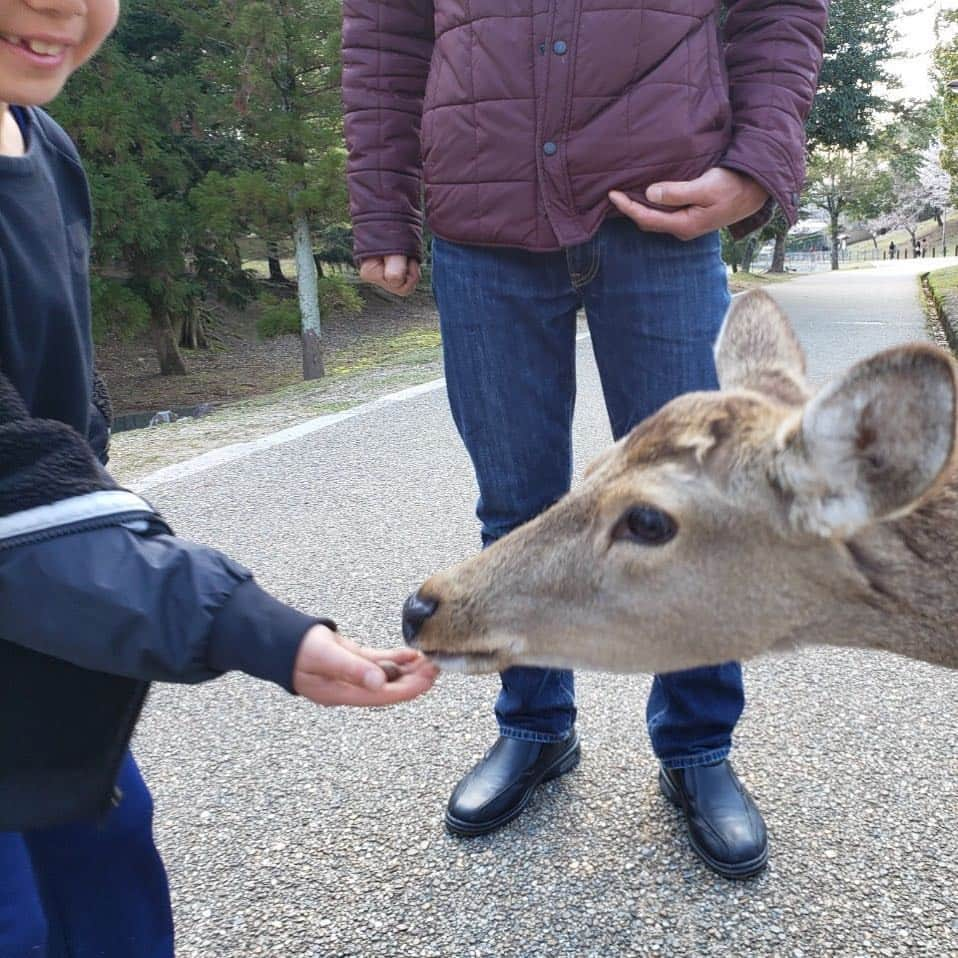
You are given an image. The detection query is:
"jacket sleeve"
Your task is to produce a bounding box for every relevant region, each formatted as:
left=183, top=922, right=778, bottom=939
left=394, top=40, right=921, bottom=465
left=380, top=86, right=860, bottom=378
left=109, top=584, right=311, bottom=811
left=720, top=0, right=828, bottom=238
left=0, top=526, right=321, bottom=691
left=0, top=373, right=322, bottom=692
left=342, top=0, right=435, bottom=263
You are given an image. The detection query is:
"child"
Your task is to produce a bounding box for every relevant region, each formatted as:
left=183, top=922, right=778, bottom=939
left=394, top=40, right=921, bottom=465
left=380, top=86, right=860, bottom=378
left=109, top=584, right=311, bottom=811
left=0, top=3, right=437, bottom=955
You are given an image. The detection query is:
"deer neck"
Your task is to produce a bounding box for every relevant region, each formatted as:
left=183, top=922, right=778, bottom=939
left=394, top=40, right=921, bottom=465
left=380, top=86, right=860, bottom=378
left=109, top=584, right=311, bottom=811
left=791, top=483, right=958, bottom=670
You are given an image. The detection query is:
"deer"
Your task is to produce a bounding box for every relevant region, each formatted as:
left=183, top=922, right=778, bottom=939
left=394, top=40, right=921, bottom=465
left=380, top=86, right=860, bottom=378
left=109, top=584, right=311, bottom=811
left=401, top=290, right=958, bottom=676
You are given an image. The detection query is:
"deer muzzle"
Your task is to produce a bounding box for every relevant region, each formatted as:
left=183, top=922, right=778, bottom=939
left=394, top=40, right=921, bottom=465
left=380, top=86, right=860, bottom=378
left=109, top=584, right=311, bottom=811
left=401, top=591, right=438, bottom=643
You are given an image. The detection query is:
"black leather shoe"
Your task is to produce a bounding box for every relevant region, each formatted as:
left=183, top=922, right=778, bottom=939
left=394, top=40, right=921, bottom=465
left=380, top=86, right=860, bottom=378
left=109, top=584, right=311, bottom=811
left=445, top=733, right=580, bottom=837
left=659, top=760, right=768, bottom=879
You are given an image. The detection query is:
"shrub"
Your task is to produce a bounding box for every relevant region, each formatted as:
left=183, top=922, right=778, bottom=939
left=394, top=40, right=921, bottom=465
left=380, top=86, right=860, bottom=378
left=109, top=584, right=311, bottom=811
left=256, top=298, right=301, bottom=338
left=318, top=274, right=363, bottom=315
left=256, top=277, right=363, bottom=339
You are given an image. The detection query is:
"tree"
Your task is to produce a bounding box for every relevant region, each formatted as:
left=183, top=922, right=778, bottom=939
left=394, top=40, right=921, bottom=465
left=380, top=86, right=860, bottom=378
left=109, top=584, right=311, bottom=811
left=762, top=0, right=898, bottom=269
left=860, top=141, right=952, bottom=256
left=919, top=141, right=953, bottom=226
left=934, top=9, right=958, bottom=204
left=51, top=2, right=251, bottom=374
left=759, top=208, right=790, bottom=274
left=720, top=229, right=748, bottom=273
left=849, top=100, right=945, bottom=257
left=805, top=150, right=893, bottom=270
left=805, top=0, right=898, bottom=153
left=176, top=0, right=348, bottom=380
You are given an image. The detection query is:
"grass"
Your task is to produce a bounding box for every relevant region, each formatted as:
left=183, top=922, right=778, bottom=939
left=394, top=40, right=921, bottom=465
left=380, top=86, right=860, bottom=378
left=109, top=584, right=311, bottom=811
left=846, top=216, right=958, bottom=256
left=727, top=270, right=798, bottom=294
left=925, top=265, right=958, bottom=299
left=922, top=266, right=958, bottom=358
left=327, top=326, right=441, bottom=375
left=107, top=327, right=444, bottom=486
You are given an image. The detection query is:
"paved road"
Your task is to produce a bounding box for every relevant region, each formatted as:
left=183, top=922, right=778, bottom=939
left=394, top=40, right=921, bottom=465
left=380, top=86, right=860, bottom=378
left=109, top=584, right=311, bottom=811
left=134, top=260, right=958, bottom=958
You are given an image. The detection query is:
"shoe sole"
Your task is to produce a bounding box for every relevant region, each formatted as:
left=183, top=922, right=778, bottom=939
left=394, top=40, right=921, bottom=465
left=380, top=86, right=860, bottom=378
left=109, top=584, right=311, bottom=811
left=444, top=738, right=581, bottom=838
left=658, top=770, right=769, bottom=880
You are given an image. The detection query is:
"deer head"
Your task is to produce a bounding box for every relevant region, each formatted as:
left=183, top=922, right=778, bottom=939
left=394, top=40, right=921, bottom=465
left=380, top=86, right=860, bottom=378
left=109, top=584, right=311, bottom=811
left=403, top=291, right=958, bottom=674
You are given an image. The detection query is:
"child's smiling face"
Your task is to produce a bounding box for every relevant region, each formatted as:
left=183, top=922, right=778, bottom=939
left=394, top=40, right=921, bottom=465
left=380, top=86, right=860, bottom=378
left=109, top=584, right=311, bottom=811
left=0, top=1, right=118, bottom=107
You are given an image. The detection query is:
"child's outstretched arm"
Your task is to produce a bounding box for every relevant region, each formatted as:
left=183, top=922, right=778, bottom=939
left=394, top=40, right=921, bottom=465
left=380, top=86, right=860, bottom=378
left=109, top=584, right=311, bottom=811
left=0, top=369, right=436, bottom=705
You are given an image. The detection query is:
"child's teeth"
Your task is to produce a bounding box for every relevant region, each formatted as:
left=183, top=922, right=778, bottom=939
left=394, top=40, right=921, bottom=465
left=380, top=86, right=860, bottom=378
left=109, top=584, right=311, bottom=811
left=27, top=39, right=64, bottom=56
left=3, top=35, right=22, bottom=46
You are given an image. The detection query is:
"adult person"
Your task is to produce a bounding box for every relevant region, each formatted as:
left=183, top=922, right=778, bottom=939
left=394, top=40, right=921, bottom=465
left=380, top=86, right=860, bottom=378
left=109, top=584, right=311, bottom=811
left=343, top=0, right=827, bottom=878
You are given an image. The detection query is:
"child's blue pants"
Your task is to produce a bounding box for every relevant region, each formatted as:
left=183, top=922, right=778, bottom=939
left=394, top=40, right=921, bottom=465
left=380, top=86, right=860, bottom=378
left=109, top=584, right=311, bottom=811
left=0, top=752, right=174, bottom=958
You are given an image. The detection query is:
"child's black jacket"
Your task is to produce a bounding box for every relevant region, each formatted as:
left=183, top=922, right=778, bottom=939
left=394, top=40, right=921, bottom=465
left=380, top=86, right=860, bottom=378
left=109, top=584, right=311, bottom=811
left=0, top=109, right=321, bottom=830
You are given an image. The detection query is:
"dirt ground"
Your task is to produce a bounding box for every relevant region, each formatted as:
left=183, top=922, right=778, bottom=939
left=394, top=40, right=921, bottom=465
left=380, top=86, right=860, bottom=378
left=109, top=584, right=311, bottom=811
left=96, top=284, right=440, bottom=417
left=97, top=270, right=790, bottom=420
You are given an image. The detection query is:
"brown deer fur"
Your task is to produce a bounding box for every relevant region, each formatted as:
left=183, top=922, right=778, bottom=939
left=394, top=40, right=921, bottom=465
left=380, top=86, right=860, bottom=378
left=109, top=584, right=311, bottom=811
left=409, top=291, right=958, bottom=675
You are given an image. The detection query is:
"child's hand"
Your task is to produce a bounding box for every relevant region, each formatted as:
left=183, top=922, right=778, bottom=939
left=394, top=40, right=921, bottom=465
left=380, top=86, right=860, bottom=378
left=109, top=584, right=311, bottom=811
left=292, top=624, right=439, bottom=706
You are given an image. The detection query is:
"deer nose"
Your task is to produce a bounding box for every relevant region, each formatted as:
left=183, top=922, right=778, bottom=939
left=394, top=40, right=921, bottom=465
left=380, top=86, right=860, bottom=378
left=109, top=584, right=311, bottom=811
left=402, top=592, right=438, bottom=643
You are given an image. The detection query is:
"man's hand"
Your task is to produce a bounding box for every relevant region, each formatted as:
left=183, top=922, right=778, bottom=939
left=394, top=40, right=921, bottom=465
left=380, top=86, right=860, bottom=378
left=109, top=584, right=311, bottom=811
left=359, top=255, right=421, bottom=297
left=292, top=624, right=439, bottom=706
left=609, top=168, right=769, bottom=242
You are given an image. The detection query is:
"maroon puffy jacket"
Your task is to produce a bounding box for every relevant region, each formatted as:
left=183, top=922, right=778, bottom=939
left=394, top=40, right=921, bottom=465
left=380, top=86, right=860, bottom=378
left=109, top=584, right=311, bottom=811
left=343, top=0, right=827, bottom=261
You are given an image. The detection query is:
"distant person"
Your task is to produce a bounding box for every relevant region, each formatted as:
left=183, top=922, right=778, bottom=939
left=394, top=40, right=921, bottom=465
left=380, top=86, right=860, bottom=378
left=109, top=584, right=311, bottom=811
left=888, top=240, right=896, bottom=260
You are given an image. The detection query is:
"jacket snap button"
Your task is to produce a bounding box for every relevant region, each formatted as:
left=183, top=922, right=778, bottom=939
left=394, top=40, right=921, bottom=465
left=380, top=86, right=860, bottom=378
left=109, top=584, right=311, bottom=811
left=553, top=40, right=568, bottom=55
left=543, top=141, right=558, bottom=156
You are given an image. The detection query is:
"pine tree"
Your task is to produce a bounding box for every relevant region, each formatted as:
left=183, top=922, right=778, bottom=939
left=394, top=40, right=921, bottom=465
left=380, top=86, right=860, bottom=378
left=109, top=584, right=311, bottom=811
left=177, top=0, right=348, bottom=380
left=51, top=1, right=247, bottom=374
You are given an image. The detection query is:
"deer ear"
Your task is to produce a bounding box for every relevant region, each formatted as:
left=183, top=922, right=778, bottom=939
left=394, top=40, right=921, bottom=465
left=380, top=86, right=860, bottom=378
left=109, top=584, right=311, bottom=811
left=780, top=345, right=958, bottom=538
left=714, top=290, right=808, bottom=405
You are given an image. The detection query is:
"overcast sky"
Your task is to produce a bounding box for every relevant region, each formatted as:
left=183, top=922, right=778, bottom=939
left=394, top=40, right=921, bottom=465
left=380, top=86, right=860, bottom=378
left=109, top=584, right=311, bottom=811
left=886, top=0, right=954, bottom=100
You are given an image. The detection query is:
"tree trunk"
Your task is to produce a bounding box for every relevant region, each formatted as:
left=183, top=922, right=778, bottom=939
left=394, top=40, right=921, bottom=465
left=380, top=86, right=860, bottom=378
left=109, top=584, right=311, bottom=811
left=176, top=305, right=209, bottom=351
left=769, top=229, right=788, bottom=273
left=741, top=237, right=757, bottom=273
left=294, top=213, right=324, bottom=379
left=830, top=213, right=841, bottom=271
left=151, top=303, right=187, bottom=375
left=313, top=252, right=326, bottom=278
left=267, top=241, right=287, bottom=283
left=227, top=240, right=244, bottom=274
left=268, top=256, right=286, bottom=282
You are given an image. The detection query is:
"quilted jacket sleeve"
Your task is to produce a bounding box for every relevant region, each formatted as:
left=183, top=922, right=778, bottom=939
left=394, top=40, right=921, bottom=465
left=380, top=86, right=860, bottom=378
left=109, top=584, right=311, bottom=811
left=720, top=0, right=828, bottom=238
left=342, top=0, right=435, bottom=263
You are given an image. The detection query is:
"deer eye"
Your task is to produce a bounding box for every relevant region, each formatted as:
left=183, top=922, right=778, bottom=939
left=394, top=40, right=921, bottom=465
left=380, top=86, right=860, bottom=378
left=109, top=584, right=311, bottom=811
left=613, top=506, right=677, bottom=546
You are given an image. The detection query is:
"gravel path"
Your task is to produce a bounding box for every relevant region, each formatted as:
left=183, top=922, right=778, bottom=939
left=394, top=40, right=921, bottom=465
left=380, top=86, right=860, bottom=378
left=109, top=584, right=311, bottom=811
left=130, top=260, right=958, bottom=958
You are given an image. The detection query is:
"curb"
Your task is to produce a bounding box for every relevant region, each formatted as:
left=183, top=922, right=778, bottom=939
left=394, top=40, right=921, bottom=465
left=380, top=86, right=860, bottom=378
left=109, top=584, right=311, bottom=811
left=920, top=270, right=958, bottom=356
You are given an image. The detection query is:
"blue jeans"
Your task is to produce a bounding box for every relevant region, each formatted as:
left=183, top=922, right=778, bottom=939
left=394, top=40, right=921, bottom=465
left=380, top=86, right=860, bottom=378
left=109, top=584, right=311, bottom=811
left=0, top=752, right=174, bottom=958
left=432, top=219, right=744, bottom=769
